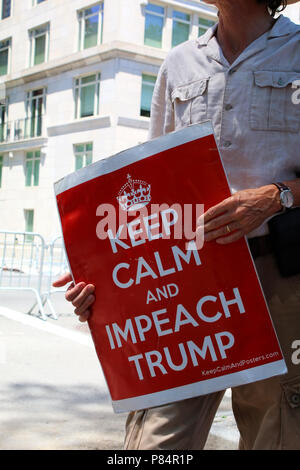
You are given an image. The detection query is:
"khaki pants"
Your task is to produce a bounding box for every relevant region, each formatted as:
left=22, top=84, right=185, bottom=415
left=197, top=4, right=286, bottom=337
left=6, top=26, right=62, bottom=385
left=124, top=254, right=300, bottom=450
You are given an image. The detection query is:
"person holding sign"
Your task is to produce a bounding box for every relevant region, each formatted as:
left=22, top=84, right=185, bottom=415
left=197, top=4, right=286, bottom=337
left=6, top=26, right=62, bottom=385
left=53, top=0, right=300, bottom=450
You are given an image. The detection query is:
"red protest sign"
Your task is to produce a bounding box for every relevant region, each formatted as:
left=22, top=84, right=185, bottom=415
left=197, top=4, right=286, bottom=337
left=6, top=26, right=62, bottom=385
left=55, top=122, right=286, bottom=413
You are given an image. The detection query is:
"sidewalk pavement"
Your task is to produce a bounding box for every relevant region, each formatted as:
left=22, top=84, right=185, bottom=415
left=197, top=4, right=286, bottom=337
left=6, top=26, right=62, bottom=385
left=0, top=301, right=239, bottom=450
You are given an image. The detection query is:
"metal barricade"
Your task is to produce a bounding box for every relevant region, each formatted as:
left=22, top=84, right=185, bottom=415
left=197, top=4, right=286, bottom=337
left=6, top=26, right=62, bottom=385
left=41, top=236, right=70, bottom=320
left=0, top=231, right=47, bottom=320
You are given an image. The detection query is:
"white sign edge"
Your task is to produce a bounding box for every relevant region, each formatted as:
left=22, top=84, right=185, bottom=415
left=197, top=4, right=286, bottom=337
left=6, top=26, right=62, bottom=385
left=111, top=359, right=287, bottom=413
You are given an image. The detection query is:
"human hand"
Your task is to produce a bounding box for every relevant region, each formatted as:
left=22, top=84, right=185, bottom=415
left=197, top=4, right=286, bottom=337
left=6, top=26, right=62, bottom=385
left=52, top=272, right=95, bottom=322
left=197, top=184, right=281, bottom=245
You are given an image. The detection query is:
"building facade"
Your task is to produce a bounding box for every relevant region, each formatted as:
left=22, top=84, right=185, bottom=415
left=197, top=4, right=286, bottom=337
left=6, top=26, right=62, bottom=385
left=0, top=0, right=299, bottom=241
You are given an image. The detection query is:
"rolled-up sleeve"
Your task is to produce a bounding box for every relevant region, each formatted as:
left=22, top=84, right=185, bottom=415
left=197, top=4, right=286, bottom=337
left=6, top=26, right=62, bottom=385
left=148, top=62, right=175, bottom=140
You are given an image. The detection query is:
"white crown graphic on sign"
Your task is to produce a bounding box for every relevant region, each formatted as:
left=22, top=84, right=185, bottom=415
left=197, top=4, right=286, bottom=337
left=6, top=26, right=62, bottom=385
left=117, top=174, right=151, bottom=211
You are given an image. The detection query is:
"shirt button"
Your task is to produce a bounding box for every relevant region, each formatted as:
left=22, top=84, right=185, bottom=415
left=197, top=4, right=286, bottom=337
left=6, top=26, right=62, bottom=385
left=224, top=140, right=232, bottom=148
left=225, top=104, right=233, bottom=111
left=229, top=68, right=237, bottom=74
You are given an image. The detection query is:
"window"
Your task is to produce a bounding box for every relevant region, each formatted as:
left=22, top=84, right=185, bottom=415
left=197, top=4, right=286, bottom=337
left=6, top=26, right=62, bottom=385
left=0, top=99, right=8, bottom=142
left=24, top=209, right=34, bottom=241
left=1, top=0, right=11, bottom=19
left=19, top=88, right=45, bottom=139
left=172, top=10, right=190, bottom=48
left=0, top=38, right=11, bottom=76
left=25, top=150, right=40, bottom=187
left=78, top=3, right=104, bottom=50
left=140, top=74, right=156, bottom=117
left=29, top=23, right=49, bottom=66
left=144, top=3, right=165, bottom=48
left=74, top=73, right=100, bottom=119
left=74, top=143, right=93, bottom=170
left=0, top=156, right=3, bottom=187
left=198, top=17, right=215, bottom=37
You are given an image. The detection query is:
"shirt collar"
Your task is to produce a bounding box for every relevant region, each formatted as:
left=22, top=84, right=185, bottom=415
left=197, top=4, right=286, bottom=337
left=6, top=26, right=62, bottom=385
left=268, top=14, right=300, bottom=38
left=196, top=14, right=299, bottom=47
left=196, top=23, right=218, bottom=46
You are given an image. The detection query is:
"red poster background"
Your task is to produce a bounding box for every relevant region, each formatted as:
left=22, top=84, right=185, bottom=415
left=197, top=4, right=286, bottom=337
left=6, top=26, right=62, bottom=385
left=56, top=131, right=286, bottom=411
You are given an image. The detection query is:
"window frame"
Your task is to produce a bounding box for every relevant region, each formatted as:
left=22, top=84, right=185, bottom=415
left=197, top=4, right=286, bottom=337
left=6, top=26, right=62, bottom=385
left=0, top=0, right=12, bottom=20
left=23, top=87, right=46, bottom=139
left=25, top=150, right=41, bottom=187
left=24, top=208, right=34, bottom=241
left=198, top=15, right=216, bottom=37
left=78, top=2, right=104, bottom=51
left=140, top=73, right=157, bottom=118
left=29, top=22, right=50, bottom=67
left=74, top=72, right=101, bottom=120
left=171, top=9, right=191, bottom=48
left=74, top=142, right=93, bottom=170
left=0, top=37, right=11, bottom=76
left=26, top=87, right=46, bottom=116
left=0, top=98, right=8, bottom=142
left=144, top=2, right=165, bottom=49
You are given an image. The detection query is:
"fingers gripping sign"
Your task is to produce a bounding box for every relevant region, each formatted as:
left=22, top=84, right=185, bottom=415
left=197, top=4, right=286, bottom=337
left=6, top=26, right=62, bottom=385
left=52, top=272, right=96, bottom=322
left=197, top=185, right=281, bottom=245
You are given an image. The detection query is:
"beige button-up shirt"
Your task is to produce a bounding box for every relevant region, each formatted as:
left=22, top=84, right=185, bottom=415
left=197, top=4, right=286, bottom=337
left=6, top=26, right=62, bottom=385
left=149, top=15, right=300, bottom=237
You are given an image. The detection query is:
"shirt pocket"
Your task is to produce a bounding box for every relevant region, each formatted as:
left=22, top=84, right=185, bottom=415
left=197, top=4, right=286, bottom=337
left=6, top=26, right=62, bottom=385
left=171, top=78, right=209, bottom=130
left=250, top=71, right=300, bottom=132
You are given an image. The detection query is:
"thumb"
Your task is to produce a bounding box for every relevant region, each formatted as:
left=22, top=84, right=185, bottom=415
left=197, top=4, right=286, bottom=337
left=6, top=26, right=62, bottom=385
left=52, top=272, right=73, bottom=288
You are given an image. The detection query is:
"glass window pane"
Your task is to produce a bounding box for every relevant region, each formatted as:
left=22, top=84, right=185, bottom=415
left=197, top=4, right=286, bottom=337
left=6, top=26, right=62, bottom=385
left=0, top=39, right=10, bottom=49
left=80, top=84, right=95, bottom=117
left=141, top=75, right=156, bottom=117
left=25, top=160, right=33, bottom=186
left=33, top=155, right=40, bottom=186
left=85, top=5, right=100, bottom=16
left=85, top=152, right=93, bottom=166
left=84, top=16, right=99, bottom=49
left=172, top=21, right=190, bottom=47
left=199, top=17, right=215, bottom=28
left=75, top=144, right=84, bottom=153
left=0, top=49, right=8, bottom=76
left=75, top=155, right=84, bottom=170
left=141, top=84, right=154, bottom=114
left=34, top=35, right=46, bottom=65
left=173, top=10, right=190, bottom=22
left=198, top=17, right=215, bottom=37
left=33, top=89, right=44, bottom=97
left=81, top=74, right=96, bottom=84
left=86, top=143, right=93, bottom=151
left=143, top=74, right=156, bottom=84
left=146, top=4, right=164, bottom=15
left=144, top=14, right=164, bottom=48
left=25, top=210, right=34, bottom=235
left=34, top=25, right=48, bottom=35
left=2, top=0, right=11, bottom=19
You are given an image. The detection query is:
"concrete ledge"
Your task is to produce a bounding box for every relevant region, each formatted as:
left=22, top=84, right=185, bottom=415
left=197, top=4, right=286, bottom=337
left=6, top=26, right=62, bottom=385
left=0, top=137, right=48, bottom=152
left=117, top=116, right=150, bottom=130
left=2, top=41, right=167, bottom=88
left=47, top=116, right=111, bottom=136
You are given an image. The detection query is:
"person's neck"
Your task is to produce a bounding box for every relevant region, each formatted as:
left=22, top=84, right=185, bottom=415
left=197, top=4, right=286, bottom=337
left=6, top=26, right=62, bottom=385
left=216, top=3, right=276, bottom=64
